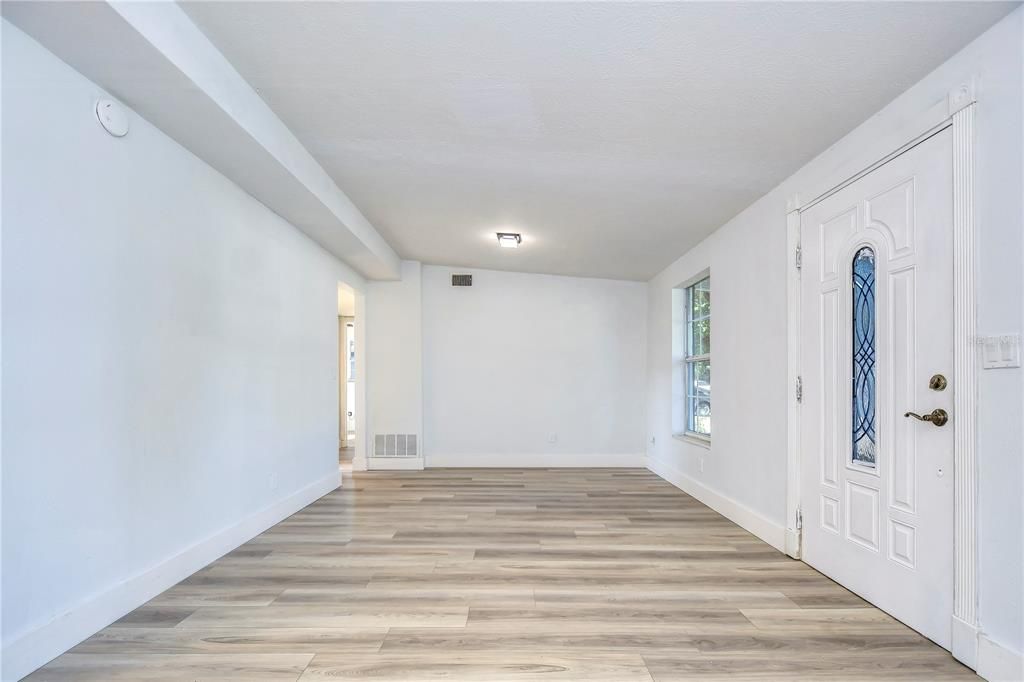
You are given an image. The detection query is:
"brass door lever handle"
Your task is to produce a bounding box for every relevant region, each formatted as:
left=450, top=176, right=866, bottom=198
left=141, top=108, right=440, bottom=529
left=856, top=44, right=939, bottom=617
left=904, top=409, right=948, bottom=427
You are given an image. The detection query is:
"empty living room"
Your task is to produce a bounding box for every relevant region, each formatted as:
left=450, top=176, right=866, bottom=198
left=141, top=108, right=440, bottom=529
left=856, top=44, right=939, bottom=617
left=2, top=1, right=1022, bottom=680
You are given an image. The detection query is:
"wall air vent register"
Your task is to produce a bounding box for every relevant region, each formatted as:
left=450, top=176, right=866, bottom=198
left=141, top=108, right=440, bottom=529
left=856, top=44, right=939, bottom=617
left=373, top=434, right=419, bottom=458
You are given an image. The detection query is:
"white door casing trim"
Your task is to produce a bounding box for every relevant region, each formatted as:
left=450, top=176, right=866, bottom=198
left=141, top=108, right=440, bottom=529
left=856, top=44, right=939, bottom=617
left=949, top=83, right=979, bottom=669
left=785, top=207, right=802, bottom=560
left=786, top=81, right=978, bottom=667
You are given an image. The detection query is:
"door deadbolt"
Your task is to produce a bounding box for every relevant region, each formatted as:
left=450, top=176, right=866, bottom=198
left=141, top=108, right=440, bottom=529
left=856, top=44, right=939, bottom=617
left=929, top=374, right=948, bottom=391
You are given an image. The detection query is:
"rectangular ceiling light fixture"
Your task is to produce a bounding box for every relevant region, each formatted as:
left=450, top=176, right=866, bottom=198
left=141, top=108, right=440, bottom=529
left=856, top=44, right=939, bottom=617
left=497, top=232, right=522, bottom=248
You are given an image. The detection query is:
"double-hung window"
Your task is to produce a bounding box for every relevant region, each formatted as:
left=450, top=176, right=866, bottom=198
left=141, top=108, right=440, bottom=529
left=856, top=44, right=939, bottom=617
left=683, top=277, right=711, bottom=439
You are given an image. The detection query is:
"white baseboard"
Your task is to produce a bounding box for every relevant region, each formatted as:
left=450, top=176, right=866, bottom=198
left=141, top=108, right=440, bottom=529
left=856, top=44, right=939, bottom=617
left=646, top=455, right=787, bottom=553
left=1, top=470, right=340, bottom=682
left=952, top=615, right=979, bottom=669
left=977, top=632, right=1024, bottom=681
left=950, top=614, right=1024, bottom=681
left=426, top=453, right=643, bottom=468
left=367, top=456, right=424, bottom=470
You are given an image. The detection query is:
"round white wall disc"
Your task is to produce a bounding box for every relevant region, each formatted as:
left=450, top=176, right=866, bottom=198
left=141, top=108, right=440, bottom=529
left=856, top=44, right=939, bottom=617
left=95, top=98, right=129, bottom=137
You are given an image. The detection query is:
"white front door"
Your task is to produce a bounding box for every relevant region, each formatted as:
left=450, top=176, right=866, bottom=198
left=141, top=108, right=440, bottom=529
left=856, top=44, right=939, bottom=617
left=800, top=129, right=955, bottom=648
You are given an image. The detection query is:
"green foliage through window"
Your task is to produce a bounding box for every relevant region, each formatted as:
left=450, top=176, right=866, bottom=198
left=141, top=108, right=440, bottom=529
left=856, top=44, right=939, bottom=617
left=685, top=278, right=711, bottom=437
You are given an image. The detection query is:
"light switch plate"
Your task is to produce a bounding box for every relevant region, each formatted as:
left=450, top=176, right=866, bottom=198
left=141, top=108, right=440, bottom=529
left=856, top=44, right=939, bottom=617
left=980, top=334, right=1021, bottom=369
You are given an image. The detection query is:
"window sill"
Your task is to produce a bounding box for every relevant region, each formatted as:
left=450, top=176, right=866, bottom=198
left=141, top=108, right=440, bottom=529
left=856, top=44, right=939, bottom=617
left=672, top=433, right=711, bottom=449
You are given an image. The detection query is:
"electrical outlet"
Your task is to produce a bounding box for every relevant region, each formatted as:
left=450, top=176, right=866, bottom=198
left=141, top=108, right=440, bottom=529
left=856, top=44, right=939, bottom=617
left=650, top=436, right=656, bottom=445
left=699, top=458, right=705, bottom=473
left=548, top=433, right=558, bottom=444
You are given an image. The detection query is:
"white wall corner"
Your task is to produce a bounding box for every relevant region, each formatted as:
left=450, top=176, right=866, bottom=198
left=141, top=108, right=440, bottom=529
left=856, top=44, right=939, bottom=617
left=977, top=632, right=1024, bottom=682
left=0, top=471, right=339, bottom=682
left=646, top=455, right=787, bottom=553
left=948, top=79, right=978, bottom=116
left=352, top=289, right=369, bottom=472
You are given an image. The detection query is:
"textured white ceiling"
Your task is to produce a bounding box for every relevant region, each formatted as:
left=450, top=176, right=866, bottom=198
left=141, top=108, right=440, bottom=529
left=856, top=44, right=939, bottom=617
left=183, top=1, right=1016, bottom=280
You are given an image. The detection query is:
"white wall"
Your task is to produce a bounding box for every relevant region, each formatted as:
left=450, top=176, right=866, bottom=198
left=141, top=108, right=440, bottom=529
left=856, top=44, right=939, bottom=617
left=646, top=212, right=789, bottom=524
left=423, top=265, right=647, bottom=467
left=1, top=23, right=362, bottom=680
left=645, top=7, right=1023, bottom=669
left=364, top=260, right=423, bottom=464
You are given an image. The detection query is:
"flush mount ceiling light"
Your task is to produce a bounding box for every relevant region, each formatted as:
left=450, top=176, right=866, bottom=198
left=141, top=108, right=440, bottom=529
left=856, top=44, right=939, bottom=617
left=496, top=232, right=522, bottom=249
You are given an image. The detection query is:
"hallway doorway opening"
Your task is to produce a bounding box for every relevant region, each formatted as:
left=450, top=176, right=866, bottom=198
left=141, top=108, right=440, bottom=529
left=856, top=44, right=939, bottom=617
left=338, top=283, right=358, bottom=473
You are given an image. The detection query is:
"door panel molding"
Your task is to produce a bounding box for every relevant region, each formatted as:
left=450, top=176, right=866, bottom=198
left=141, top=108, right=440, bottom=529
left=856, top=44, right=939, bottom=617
left=786, top=80, right=979, bottom=668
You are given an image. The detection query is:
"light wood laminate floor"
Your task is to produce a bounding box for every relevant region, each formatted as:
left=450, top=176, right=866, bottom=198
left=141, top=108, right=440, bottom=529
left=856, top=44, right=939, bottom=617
left=28, top=469, right=975, bottom=681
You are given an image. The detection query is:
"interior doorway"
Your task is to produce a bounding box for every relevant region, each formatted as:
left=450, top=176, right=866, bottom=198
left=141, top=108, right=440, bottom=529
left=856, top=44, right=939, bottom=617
left=338, top=284, right=357, bottom=472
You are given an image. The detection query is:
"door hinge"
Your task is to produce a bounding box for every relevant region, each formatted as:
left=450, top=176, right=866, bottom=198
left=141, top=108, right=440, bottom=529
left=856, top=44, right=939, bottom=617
left=795, top=507, right=803, bottom=530
left=794, top=244, right=802, bottom=272
left=795, top=375, right=803, bottom=403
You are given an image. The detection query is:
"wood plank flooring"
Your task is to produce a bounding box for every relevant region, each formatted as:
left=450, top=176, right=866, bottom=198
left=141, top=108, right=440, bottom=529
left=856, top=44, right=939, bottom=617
left=26, top=469, right=975, bottom=681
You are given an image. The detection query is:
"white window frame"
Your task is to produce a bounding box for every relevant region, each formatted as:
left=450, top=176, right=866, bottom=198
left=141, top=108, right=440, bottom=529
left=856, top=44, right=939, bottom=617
left=683, top=277, right=711, bottom=441
left=672, top=271, right=711, bottom=445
